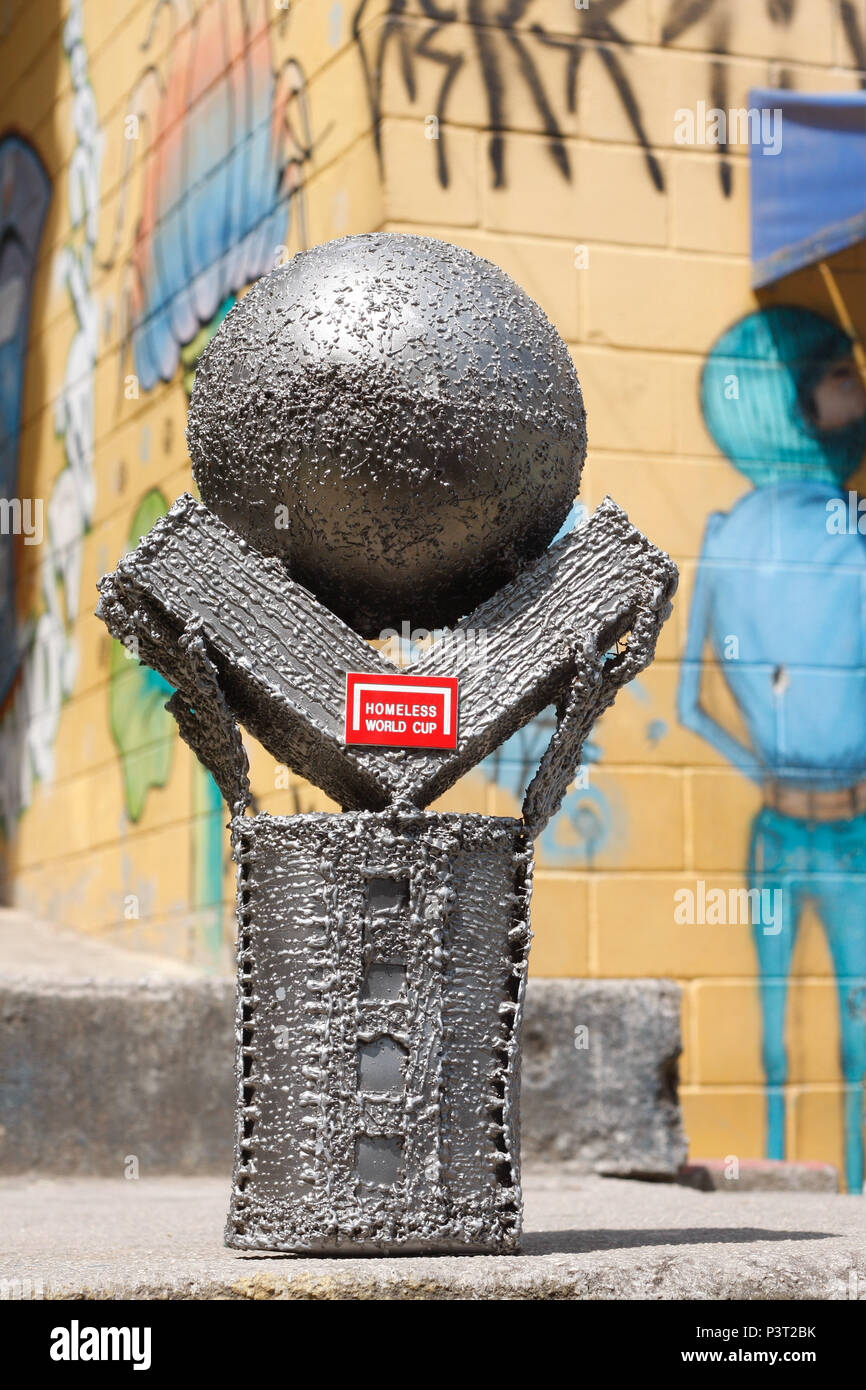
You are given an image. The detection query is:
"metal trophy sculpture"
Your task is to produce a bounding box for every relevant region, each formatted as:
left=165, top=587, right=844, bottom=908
left=96, top=234, right=676, bottom=1255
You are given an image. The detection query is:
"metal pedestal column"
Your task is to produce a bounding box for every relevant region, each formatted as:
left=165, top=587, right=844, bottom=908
left=226, top=807, right=533, bottom=1255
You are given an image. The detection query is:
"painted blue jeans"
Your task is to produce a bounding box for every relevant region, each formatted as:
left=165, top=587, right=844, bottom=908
left=749, top=806, right=866, bottom=1192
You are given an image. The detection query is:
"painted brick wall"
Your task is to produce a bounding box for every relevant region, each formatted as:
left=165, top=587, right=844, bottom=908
left=2, top=0, right=866, bottom=1186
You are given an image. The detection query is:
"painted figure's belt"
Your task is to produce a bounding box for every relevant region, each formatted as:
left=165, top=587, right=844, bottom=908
left=763, top=781, right=866, bottom=821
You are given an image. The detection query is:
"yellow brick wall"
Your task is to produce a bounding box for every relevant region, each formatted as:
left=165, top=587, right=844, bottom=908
left=2, top=0, right=866, bottom=1186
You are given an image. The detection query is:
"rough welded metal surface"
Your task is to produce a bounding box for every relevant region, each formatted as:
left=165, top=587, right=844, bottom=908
left=409, top=494, right=676, bottom=829
left=187, top=234, right=586, bottom=635
left=95, top=493, right=676, bottom=829
left=227, top=809, right=533, bottom=1254
left=96, top=493, right=396, bottom=814
left=93, top=232, right=680, bottom=1258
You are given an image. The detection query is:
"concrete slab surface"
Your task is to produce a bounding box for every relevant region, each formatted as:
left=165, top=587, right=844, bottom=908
left=0, top=909, right=205, bottom=982
left=2, top=1169, right=864, bottom=1300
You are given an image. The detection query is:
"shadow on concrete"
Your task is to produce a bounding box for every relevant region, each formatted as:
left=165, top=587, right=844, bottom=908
left=523, top=1227, right=835, bottom=1255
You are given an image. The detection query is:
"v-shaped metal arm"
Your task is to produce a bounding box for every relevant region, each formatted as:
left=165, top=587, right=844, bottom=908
left=96, top=492, right=676, bottom=837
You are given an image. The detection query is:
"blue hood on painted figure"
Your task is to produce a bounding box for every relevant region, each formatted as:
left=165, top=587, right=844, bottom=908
left=701, top=305, right=866, bottom=487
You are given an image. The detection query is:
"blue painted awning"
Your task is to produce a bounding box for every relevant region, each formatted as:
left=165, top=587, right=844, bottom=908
left=750, top=88, right=866, bottom=289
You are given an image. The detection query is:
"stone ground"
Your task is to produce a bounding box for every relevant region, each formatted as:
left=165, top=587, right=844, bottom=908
left=2, top=1169, right=864, bottom=1300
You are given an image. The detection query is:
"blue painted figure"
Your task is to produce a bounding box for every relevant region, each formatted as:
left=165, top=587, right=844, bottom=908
left=679, top=305, right=866, bottom=1191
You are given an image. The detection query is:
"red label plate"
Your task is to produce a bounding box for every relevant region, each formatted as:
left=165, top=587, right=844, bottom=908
left=344, top=672, right=458, bottom=749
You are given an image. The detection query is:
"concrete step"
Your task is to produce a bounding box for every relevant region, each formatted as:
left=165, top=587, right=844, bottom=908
left=679, top=1160, right=840, bottom=1193
left=1, top=1170, right=863, bottom=1301
left=0, top=910, right=686, bottom=1178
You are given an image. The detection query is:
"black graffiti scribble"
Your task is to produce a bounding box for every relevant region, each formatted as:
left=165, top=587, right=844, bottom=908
left=660, top=0, right=718, bottom=40
left=355, top=0, right=865, bottom=197
left=839, top=0, right=866, bottom=89
left=662, top=0, right=752, bottom=195
left=475, top=0, right=570, bottom=186
left=661, top=0, right=866, bottom=187
left=533, top=0, right=663, bottom=191
left=353, top=0, right=662, bottom=190
left=415, top=19, right=465, bottom=187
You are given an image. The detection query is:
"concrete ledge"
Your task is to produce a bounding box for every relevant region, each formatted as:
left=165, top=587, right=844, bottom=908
left=522, top=978, right=686, bottom=1175
left=679, top=1160, right=839, bottom=1193
left=0, top=912, right=686, bottom=1178
left=0, top=910, right=233, bottom=1176
left=0, top=976, right=235, bottom=1175
left=1, top=1172, right=863, bottom=1301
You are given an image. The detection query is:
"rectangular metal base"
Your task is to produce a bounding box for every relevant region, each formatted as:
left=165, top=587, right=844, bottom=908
left=225, top=808, right=533, bottom=1255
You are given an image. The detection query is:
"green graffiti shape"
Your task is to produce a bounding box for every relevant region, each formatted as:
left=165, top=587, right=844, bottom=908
left=109, top=488, right=175, bottom=821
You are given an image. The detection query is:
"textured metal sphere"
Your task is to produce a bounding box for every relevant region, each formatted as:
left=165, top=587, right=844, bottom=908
left=187, top=233, right=586, bottom=635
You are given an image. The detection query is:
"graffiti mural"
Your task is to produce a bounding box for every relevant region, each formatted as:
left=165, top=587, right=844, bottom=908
left=482, top=714, right=610, bottom=866
left=353, top=0, right=663, bottom=189
left=679, top=304, right=866, bottom=1191
left=0, top=0, right=102, bottom=834
left=0, top=135, right=50, bottom=705
left=109, top=0, right=313, bottom=393
left=355, top=0, right=866, bottom=197
left=98, top=0, right=316, bottom=961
